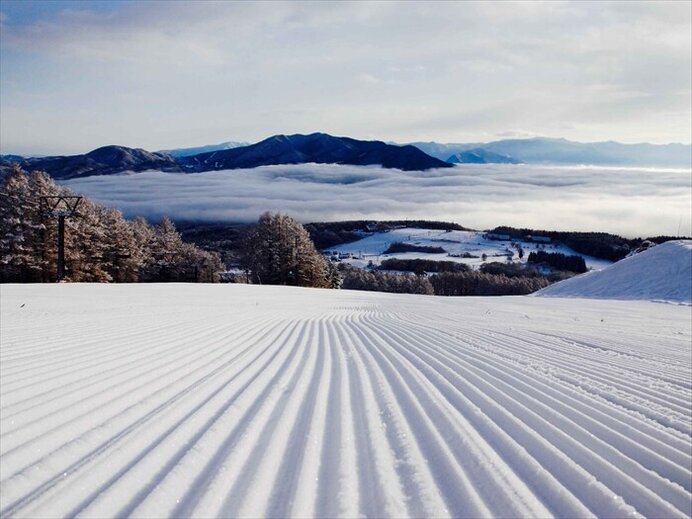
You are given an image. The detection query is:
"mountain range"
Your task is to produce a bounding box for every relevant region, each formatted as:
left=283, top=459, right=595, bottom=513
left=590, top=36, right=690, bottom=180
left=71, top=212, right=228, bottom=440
left=2, top=133, right=690, bottom=180
left=1, top=133, right=451, bottom=179
left=165, top=135, right=691, bottom=168
left=411, top=137, right=691, bottom=168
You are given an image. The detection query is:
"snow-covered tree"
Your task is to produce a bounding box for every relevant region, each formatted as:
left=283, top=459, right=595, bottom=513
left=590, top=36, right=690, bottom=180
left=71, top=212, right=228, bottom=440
left=242, top=212, right=336, bottom=288
left=0, top=166, right=50, bottom=281
left=0, top=167, right=222, bottom=283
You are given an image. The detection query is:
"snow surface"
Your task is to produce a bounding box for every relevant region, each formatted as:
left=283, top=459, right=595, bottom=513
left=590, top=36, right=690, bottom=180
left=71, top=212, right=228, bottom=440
left=537, top=240, right=692, bottom=304
left=329, top=227, right=612, bottom=271
left=1, top=283, right=690, bottom=518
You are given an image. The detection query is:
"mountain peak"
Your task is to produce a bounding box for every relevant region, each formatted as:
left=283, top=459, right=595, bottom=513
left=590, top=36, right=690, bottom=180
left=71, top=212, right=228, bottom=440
left=180, top=133, right=451, bottom=172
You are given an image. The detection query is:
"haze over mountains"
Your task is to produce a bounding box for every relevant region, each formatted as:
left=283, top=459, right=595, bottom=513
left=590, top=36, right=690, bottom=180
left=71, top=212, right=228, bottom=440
left=412, top=137, right=692, bottom=168
left=446, top=148, right=520, bottom=164
left=1, top=133, right=690, bottom=180
left=158, top=141, right=248, bottom=158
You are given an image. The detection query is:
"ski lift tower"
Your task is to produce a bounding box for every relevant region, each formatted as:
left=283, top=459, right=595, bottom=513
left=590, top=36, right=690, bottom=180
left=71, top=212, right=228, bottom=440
left=40, top=195, right=82, bottom=282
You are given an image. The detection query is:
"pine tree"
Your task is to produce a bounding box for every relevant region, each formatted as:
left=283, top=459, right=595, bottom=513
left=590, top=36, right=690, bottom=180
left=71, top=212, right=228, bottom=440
left=0, top=166, right=46, bottom=281
left=242, top=212, right=334, bottom=288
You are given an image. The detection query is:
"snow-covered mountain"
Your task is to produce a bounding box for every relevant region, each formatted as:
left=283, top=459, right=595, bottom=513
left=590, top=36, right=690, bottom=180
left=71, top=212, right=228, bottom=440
left=537, top=240, right=692, bottom=303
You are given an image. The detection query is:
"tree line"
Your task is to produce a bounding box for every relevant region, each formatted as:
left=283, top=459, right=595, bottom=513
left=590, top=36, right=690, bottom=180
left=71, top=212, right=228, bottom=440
left=379, top=258, right=469, bottom=274
left=383, top=242, right=447, bottom=254
left=527, top=250, right=587, bottom=273
left=339, top=263, right=552, bottom=296
left=0, top=166, right=222, bottom=283
left=489, top=226, right=635, bottom=261
left=305, top=220, right=469, bottom=249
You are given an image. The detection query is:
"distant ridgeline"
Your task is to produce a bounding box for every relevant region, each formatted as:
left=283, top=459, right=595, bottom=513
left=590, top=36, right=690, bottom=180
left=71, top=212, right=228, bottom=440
left=0, top=133, right=451, bottom=180
left=3, top=133, right=690, bottom=180
left=410, top=137, right=692, bottom=168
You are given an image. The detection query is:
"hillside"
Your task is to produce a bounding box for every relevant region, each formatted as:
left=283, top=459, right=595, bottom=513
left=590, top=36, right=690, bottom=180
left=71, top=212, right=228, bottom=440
left=1, top=146, right=180, bottom=180
left=537, top=240, right=692, bottom=303
left=1, top=284, right=690, bottom=518
left=328, top=227, right=613, bottom=271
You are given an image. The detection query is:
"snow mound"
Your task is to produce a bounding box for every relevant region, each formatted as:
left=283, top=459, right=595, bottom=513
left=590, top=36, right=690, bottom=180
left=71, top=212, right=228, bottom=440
left=537, top=240, right=692, bottom=303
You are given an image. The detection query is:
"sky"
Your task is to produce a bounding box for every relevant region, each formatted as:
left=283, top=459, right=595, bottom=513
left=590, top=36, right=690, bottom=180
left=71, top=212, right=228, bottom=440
left=1, top=0, right=691, bottom=156
left=63, top=163, right=692, bottom=238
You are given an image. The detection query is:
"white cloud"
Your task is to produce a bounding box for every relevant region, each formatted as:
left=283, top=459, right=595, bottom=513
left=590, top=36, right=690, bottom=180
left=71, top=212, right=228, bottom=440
left=62, top=163, right=692, bottom=238
left=1, top=1, right=690, bottom=155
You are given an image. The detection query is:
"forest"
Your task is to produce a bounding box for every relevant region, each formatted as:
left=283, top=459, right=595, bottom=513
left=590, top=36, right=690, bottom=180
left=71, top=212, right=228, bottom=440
left=0, top=166, right=222, bottom=283
left=527, top=250, right=588, bottom=273
left=339, top=263, right=552, bottom=296
left=489, top=226, right=637, bottom=261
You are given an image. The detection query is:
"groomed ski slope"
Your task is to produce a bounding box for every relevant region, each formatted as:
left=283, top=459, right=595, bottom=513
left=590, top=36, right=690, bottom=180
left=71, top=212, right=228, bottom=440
left=1, top=284, right=691, bottom=518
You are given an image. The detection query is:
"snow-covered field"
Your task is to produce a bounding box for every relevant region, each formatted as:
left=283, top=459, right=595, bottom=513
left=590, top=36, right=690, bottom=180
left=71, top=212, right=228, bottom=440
left=328, top=227, right=612, bottom=271
left=1, top=281, right=691, bottom=518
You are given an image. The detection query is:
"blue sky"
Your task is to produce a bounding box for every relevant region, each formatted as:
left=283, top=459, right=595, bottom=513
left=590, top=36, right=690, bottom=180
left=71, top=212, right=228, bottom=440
left=1, top=0, right=690, bottom=155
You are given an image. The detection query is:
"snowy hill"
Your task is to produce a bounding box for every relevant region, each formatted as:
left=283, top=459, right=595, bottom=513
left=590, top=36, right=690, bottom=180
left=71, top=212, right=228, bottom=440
left=1, top=284, right=690, bottom=518
left=537, top=240, right=692, bottom=303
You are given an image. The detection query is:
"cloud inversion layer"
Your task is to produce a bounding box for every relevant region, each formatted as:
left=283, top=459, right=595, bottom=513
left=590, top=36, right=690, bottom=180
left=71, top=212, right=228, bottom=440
left=62, top=163, right=692, bottom=238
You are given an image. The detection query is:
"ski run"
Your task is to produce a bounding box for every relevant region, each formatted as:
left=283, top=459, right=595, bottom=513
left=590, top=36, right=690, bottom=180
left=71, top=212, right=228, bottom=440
left=1, top=255, right=691, bottom=518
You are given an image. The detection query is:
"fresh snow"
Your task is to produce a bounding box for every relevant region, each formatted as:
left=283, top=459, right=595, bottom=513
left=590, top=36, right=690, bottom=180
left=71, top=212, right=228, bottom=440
left=329, top=227, right=612, bottom=270
left=537, top=240, right=692, bottom=303
left=1, top=283, right=690, bottom=518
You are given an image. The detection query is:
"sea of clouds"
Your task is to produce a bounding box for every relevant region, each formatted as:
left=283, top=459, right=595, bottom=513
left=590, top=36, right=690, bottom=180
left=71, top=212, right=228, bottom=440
left=62, top=163, right=692, bottom=238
